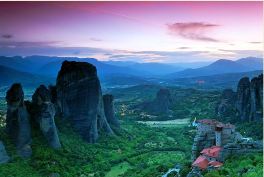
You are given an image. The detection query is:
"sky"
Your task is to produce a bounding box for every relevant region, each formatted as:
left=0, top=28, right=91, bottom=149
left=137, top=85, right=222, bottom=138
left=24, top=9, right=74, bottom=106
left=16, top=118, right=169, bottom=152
left=0, top=1, right=263, bottom=63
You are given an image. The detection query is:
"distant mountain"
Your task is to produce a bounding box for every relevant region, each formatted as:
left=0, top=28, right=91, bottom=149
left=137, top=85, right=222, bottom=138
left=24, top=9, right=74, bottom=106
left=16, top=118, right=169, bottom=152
left=171, top=70, right=263, bottom=89
left=1, top=56, right=262, bottom=80
left=104, top=60, right=138, bottom=67
left=0, top=65, right=54, bottom=87
left=168, top=61, right=213, bottom=69
left=38, top=58, right=146, bottom=78
left=101, top=74, right=155, bottom=89
left=128, top=63, right=183, bottom=75
left=0, top=55, right=71, bottom=74
left=168, top=57, right=263, bottom=78
left=104, top=61, right=183, bottom=75
left=235, top=57, right=263, bottom=70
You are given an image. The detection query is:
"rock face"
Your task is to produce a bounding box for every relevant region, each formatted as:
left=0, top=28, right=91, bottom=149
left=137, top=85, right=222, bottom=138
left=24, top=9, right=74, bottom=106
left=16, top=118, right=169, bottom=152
left=153, top=89, right=172, bottom=114
left=216, top=74, right=263, bottom=122
left=0, top=141, right=10, bottom=164
left=249, top=74, right=263, bottom=121
left=235, top=77, right=251, bottom=121
left=216, top=89, right=236, bottom=120
left=31, top=85, right=61, bottom=149
left=103, top=94, right=120, bottom=128
left=5, top=83, right=32, bottom=158
left=137, top=88, right=172, bottom=115
left=56, top=61, right=113, bottom=143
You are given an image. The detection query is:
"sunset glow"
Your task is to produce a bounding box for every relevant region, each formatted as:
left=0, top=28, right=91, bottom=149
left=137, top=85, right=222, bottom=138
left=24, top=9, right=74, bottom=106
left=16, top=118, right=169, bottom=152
left=0, top=1, right=263, bottom=62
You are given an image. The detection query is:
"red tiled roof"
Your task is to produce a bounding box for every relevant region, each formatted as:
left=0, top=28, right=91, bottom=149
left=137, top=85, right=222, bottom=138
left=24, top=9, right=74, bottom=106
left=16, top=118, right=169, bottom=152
left=197, top=119, right=220, bottom=125
left=192, top=156, right=209, bottom=170
left=201, top=146, right=222, bottom=158
left=197, top=119, right=235, bottom=129
left=208, top=161, right=223, bottom=168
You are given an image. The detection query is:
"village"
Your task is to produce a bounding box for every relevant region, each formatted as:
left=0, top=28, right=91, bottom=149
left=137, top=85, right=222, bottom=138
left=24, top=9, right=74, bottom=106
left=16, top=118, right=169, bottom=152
left=186, top=119, right=262, bottom=177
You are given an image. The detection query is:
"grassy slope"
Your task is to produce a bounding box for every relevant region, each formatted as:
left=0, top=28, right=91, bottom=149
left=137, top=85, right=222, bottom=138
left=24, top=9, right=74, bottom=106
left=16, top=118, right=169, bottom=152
left=0, top=119, right=194, bottom=177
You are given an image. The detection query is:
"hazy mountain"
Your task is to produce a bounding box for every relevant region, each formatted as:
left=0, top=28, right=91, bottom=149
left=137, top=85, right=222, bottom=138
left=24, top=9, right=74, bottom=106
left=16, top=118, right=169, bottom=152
left=38, top=58, right=147, bottom=78
left=1, top=56, right=262, bottom=79
left=105, top=61, right=183, bottom=75
left=0, top=65, right=54, bottom=87
left=168, top=61, right=213, bottom=69
left=168, top=57, right=263, bottom=78
left=104, top=60, right=138, bottom=67
left=171, top=70, right=263, bottom=89
left=128, top=63, right=183, bottom=75
left=235, top=57, right=263, bottom=70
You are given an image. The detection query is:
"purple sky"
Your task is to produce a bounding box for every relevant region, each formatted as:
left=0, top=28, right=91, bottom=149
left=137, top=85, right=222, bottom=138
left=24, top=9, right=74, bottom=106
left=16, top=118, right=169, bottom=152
left=0, top=2, right=262, bottom=63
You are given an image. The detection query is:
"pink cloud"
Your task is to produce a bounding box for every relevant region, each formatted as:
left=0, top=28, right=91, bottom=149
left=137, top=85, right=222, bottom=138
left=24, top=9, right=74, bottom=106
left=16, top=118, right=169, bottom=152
left=167, top=22, right=220, bottom=42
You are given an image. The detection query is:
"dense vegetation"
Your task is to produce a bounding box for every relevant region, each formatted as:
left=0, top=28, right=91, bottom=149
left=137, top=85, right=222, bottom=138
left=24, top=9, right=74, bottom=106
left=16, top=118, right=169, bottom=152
left=0, top=85, right=262, bottom=177
left=0, top=118, right=194, bottom=177
left=111, top=85, right=219, bottom=121
left=204, top=153, right=263, bottom=177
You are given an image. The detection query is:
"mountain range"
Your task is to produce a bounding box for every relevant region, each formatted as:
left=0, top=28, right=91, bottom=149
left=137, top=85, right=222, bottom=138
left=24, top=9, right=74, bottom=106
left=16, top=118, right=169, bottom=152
left=168, top=57, right=263, bottom=78
left=0, top=55, right=262, bottom=88
left=0, top=65, right=54, bottom=87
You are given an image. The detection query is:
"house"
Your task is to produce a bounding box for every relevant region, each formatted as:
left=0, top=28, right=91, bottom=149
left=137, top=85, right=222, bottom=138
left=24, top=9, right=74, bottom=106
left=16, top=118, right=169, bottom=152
left=192, top=146, right=223, bottom=170
left=191, top=119, right=262, bottom=172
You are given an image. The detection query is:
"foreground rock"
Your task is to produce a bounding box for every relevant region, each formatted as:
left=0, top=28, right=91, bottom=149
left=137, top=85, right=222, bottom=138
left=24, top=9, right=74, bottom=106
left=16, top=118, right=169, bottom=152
left=31, top=85, right=61, bottom=149
left=216, top=74, right=263, bottom=122
left=56, top=61, right=113, bottom=143
left=103, top=94, right=120, bottom=128
left=0, top=141, right=10, bottom=164
left=5, top=83, right=32, bottom=158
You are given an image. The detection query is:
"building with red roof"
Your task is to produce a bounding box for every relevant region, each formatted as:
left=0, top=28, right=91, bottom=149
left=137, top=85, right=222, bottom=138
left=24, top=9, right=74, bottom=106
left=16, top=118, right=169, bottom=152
left=192, top=156, right=209, bottom=170
left=192, top=146, right=223, bottom=170
left=201, top=146, right=222, bottom=158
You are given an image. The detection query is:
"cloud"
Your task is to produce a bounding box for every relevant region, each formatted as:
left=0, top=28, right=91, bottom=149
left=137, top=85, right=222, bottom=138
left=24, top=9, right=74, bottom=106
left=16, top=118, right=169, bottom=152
left=0, top=41, right=60, bottom=48
left=167, top=22, right=220, bottom=42
left=249, top=41, right=262, bottom=44
left=89, top=37, right=103, bottom=42
left=178, top=47, right=190, bottom=50
left=2, top=34, right=13, bottom=39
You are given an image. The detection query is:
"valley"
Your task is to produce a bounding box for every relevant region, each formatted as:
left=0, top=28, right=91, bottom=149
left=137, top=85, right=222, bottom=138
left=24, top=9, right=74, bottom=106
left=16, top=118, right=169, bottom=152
left=0, top=78, right=262, bottom=176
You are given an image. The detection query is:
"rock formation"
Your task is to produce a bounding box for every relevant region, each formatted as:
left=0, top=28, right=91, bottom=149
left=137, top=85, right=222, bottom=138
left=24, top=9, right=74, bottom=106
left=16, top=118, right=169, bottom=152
left=153, top=89, right=172, bottom=114
left=215, top=89, right=236, bottom=120
left=136, top=88, right=172, bottom=115
left=249, top=74, right=263, bottom=121
left=103, top=94, right=120, bottom=128
left=31, top=85, right=61, bottom=149
left=0, top=141, right=10, bottom=164
left=5, top=83, right=32, bottom=158
left=56, top=61, right=113, bottom=143
left=235, top=77, right=251, bottom=121
left=216, top=74, right=263, bottom=122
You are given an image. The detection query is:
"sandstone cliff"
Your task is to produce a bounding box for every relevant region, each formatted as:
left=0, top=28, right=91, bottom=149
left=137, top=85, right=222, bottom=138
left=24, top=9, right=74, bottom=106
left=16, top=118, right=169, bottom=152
left=56, top=61, right=113, bottom=143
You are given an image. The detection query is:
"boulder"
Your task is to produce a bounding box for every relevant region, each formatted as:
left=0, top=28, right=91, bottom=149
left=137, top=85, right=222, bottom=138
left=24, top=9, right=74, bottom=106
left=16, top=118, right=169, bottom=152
left=56, top=61, right=113, bottom=143
left=5, top=83, right=32, bottom=158
left=31, top=85, right=61, bottom=149
left=0, top=141, right=10, bottom=164
left=103, top=94, right=120, bottom=128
